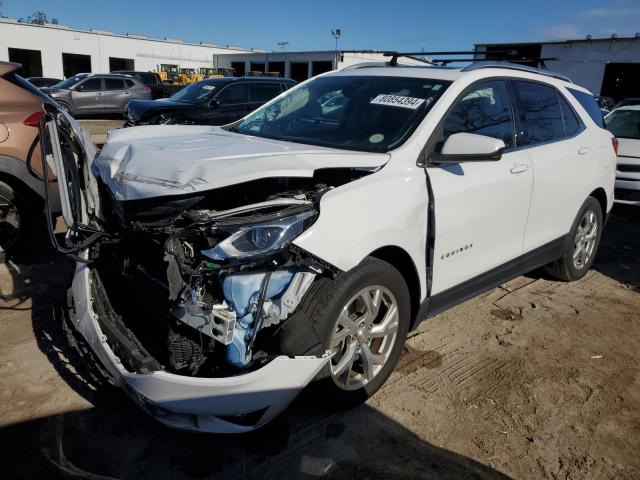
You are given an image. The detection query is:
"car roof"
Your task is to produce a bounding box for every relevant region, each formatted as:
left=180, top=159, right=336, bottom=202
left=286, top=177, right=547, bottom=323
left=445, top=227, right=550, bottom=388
left=197, top=76, right=295, bottom=86
left=331, top=62, right=578, bottom=89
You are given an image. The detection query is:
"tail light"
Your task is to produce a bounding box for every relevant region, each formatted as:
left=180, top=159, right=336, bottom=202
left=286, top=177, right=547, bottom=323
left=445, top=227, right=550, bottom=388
left=143, top=86, right=152, bottom=94
left=23, top=111, right=43, bottom=128
left=612, top=137, right=619, bottom=155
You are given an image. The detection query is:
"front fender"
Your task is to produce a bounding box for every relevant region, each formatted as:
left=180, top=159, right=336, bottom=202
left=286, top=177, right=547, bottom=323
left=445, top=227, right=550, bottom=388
left=294, top=163, right=428, bottom=299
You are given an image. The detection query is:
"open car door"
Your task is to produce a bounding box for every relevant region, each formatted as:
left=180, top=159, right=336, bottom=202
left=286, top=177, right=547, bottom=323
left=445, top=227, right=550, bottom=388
left=39, top=102, right=105, bottom=254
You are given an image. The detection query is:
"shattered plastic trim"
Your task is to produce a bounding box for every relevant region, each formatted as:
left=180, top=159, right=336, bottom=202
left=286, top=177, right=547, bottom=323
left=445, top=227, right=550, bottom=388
left=71, top=257, right=331, bottom=433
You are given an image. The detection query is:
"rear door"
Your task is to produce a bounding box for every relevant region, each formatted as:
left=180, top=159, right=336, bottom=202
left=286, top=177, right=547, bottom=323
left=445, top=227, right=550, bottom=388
left=209, top=82, right=251, bottom=124
left=102, top=78, right=128, bottom=112
left=511, top=80, right=589, bottom=251
left=426, top=79, right=534, bottom=294
left=72, top=78, right=103, bottom=114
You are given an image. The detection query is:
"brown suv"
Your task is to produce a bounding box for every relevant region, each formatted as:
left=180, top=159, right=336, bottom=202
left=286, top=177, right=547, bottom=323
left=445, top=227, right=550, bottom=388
left=0, top=62, right=59, bottom=257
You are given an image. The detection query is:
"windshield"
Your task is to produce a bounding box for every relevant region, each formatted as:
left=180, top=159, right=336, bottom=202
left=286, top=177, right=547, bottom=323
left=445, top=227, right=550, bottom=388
left=233, top=75, right=450, bottom=152
left=170, top=81, right=219, bottom=105
left=53, top=74, right=89, bottom=90
left=605, top=109, right=640, bottom=140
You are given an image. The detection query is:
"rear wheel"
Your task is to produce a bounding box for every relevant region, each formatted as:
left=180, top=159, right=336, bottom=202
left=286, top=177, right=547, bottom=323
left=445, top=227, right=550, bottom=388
left=544, top=197, right=603, bottom=281
left=0, top=180, right=45, bottom=257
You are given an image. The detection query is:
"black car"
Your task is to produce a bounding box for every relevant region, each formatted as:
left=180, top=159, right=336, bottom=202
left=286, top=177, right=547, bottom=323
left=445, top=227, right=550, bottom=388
left=125, top=77, right=296, bottom=126
left=111, top=70, right=165, bottom=99
left=26, top=77, right=63, bottom=88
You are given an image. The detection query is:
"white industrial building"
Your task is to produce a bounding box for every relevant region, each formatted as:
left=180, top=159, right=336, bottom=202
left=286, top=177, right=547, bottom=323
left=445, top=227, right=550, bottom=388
left=0, top=17, right=253, bottom=79
left=213, top=50, right=425, bottom=82
left=0, top=18, right=425, bottom=83
left=476, top=35, right=640, bottom=101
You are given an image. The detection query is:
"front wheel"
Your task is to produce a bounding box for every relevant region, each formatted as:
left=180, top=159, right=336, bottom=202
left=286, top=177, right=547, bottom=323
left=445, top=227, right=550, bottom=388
left=544, top=196, right=603, bottom=281
left=303, top=258, right=411, bottom=406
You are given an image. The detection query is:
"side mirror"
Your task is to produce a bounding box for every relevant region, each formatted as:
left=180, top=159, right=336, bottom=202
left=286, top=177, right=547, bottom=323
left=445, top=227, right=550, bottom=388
left=430, top=132, right=506, bottom=164
left=209, top=98, right=219, bottom=109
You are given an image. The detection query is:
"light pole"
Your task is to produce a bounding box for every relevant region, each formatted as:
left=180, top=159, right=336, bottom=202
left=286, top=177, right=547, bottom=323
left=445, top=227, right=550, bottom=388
left=331, top=28, right=342, bottom=69
left=331, top=28, right=341, bottom=51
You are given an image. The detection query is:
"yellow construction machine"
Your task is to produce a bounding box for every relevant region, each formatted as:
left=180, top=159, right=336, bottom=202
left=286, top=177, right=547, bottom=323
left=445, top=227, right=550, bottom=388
left=178, top=68, right=201, bottom=84
left=199, top=67, right=236, bottom=78
left=155, top=64, right=179, bottom=83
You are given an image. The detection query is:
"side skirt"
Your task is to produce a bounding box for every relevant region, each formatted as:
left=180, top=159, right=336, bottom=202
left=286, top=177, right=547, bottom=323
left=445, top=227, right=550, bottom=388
left=412, top=235, right=566, bottom=330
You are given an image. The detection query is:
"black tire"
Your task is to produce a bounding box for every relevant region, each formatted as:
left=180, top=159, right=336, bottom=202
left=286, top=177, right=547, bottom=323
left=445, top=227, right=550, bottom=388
left=0, top=179, right=46, bottom=257
left=270, top=257, right=411, bottom=407
left=544, top=196, right=603, bottom=281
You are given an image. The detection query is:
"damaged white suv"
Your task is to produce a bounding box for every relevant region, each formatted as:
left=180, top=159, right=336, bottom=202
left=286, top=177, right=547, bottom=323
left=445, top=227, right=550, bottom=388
left=41, top=61, right=616, bottom=433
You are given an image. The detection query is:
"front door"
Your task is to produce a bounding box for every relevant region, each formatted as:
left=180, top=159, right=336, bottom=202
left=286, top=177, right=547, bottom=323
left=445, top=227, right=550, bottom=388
left=426, top=79, right=533, bottom=294
left=72, top=77, right=103, bottom=114
left=208, top=83, right=251, bottom=125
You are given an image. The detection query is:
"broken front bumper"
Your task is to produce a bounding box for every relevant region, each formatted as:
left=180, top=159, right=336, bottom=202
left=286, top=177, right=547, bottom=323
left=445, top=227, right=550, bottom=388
left=68, top=262, right=330, bottom=434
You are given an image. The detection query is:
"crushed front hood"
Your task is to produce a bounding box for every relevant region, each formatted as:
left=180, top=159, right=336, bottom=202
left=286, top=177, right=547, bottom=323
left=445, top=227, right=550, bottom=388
left=95, top=125, right=389, bottom=201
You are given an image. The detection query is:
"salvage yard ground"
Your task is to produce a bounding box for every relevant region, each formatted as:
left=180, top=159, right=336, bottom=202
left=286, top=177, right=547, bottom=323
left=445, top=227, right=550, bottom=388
left=0, top=120, right=638, bottom=479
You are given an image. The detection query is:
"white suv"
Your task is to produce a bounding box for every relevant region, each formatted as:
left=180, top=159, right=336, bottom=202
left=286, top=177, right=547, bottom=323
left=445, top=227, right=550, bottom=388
left=41, top=60, right=616, bottom=433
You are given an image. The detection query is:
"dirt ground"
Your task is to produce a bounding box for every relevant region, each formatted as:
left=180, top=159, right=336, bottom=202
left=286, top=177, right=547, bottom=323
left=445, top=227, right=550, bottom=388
left=0, top=121, right=638, bottom=478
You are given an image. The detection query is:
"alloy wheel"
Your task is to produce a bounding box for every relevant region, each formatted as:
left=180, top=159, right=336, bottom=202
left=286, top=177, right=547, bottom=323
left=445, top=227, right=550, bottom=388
left=573, top=209, right=598, bottom=269
left=329, top=285, right=399, bottom=390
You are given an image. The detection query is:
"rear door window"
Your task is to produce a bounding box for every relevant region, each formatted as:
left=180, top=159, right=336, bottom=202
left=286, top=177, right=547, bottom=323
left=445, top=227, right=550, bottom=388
left=568, top=88, right=604, bottom=128
left=443, top=80, right=515, bottom=148
left=513, top=80, right=564, bottom=145
left=250, top=82, right=282, bottom=103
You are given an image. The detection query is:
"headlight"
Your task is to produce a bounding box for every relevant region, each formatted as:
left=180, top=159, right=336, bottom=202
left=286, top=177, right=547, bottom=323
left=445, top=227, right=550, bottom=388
left=202, top=209, right=316, bottom=261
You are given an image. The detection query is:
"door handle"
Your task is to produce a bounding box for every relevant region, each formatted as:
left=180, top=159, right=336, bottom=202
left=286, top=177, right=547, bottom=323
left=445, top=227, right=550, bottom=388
left=578, top=146, right=592, bottom=155
left=510, top=163, right=530, bottom=174
left=96, top=92, right=105, bottom=96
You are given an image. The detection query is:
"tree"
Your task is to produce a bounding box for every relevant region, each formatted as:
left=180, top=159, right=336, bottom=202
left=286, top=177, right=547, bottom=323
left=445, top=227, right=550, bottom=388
left=18, top=10, right=59, bottom=25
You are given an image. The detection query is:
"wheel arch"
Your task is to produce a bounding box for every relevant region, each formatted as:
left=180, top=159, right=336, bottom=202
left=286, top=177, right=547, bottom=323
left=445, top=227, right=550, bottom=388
left=369, top=246, right=421, bottom=328
left=589, top=187, right=608, bottom=217
left=0, top=157, right=44, bottom=202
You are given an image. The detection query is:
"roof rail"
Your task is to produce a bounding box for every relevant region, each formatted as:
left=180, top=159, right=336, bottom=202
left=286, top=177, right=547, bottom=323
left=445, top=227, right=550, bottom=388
left=462, top=62, right=572, bottom=83
left=342, top=61, right=394, bottom=70
left=382, top=50, right=517, bottom=66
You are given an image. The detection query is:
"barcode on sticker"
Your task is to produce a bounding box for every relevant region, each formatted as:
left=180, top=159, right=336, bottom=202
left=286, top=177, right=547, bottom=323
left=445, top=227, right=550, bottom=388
left=370, top=94, right=425, bottom=109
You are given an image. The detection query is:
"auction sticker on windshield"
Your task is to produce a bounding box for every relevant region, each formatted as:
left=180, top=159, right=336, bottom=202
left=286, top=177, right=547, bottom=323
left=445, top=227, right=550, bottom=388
left=370, top=94, right=425, bottom=109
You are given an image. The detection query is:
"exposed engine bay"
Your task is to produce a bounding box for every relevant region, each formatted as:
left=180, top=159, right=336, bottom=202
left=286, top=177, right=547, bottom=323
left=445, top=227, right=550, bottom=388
left=87, top=172, right=363, bottom=378
left=39, top=109, right=384, bottom=381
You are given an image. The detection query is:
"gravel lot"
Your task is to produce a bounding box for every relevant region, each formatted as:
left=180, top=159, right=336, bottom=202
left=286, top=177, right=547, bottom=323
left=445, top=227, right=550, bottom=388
left=0, top=120, right=638, bottom=479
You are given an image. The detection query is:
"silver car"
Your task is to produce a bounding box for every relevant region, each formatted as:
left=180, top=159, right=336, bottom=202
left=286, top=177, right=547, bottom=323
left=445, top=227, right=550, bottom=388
left=44, top=73, right=152, bottom=116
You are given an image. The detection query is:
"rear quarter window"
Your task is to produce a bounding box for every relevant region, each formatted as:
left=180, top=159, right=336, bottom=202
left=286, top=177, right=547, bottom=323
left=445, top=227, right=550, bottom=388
left=568, top=88, right=605, bottom=128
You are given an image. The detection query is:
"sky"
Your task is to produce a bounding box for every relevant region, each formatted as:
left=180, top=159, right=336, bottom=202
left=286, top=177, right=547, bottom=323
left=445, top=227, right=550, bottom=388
left=2, top=0, right=639, bottom=52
